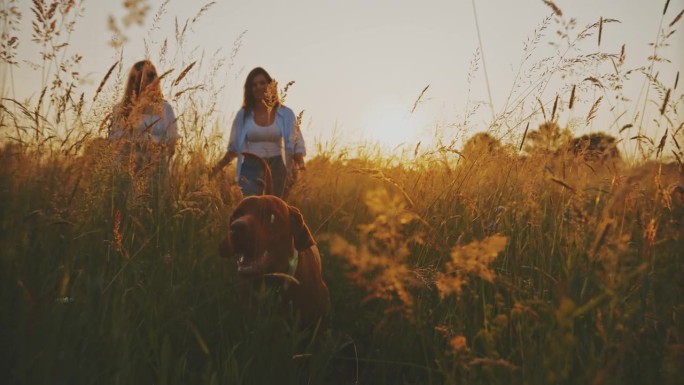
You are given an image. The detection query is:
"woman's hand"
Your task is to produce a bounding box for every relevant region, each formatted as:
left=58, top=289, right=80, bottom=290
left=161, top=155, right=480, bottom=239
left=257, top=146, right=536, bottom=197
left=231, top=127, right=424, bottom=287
left=210, top=151, right=237, bottom=178
left=209, top=164, right=221, bottom=178
left=292, top=154, right=306, bottom=171
left=166, top=140, right=177, bottom=158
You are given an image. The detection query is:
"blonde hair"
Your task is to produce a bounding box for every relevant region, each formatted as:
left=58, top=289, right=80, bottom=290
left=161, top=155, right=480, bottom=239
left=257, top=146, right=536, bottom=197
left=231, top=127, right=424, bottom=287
left=118, top=60, right=164, bottom=125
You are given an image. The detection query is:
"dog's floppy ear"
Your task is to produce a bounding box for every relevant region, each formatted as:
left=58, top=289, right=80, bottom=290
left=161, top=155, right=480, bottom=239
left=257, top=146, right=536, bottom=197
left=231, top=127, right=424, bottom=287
left=289, top=205, right=316, bottom=251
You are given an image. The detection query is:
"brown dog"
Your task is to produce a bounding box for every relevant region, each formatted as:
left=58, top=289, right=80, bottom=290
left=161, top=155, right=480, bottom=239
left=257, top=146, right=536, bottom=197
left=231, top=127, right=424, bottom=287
left=219, top=153, right=330, bottom=325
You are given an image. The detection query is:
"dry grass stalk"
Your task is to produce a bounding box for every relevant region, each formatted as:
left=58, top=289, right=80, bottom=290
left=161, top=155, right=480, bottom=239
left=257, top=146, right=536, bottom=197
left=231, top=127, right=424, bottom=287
left=660, top=88, right=670, bottom=115
left=584, top=76, right=604, bottom=89
left=591, top=219, right=613, bottom=255
left=261, top=80, right=280, bottom=115
left=519, top=121, right=530, bottom=152
left=173, top=61, right=196, bottom=86
left=543, top=0, right=563, bottom=17
left=537, top=97, right=547, bottom=121
left=619, top=124, right=633, bottom=133
left=669, top=9, right=683, bottom=27
left=656, top=129, right=668, bottom=158
left=469, top=358, right=519, bottom=372
left=122, top=0, right=150, bottom=28
left=550, top=177, right=576, bottom=192
left=672, top=130, right=682, bottom=151
left=0, top=2, right=22, bottom=65
left=586, top=96, right=602, bottom=126
left=569, top=84, right=576, bottom=109
left=113, top=209, right=127, bottom=258
left=644, top=218, right=658, bottom=249
left=173, top=85, right=204, bottom=100
left=410, top=84, right=430, bottom=114
left=191, top=2, right=216, bottom=25
left=93, top=61, right=118, bottom=102
left=157, top=68, right=174, bottom=80
left=673, top=150, right=683, bottom=165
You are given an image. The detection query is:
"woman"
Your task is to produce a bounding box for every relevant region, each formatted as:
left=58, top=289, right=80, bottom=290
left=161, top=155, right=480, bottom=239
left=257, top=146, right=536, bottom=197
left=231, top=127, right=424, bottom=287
left=109, top=60, right=179, bottom=178
left=211, top=67, right=306, bottom=198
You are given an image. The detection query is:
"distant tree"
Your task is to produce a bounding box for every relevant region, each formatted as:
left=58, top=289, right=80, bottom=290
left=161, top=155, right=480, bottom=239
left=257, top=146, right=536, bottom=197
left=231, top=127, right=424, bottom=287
left=568, top=132, right=621, bottom=162
left=461, top=132, right=504, bottom=162
left=523, top=122, right=572, bottom=156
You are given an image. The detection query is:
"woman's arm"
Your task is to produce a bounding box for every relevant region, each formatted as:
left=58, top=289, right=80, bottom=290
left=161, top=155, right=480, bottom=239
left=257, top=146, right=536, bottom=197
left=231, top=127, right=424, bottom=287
left=211, top=111, right=244, bottom=176
left=292, top=153, right=306, bottom=170
left=282, top=106, right=306, bottom=170
left=211, top=150, right=238, bottom=176
left=292, top=112, right=306, bottom=156
left=227, top=109, right=244, bottom=154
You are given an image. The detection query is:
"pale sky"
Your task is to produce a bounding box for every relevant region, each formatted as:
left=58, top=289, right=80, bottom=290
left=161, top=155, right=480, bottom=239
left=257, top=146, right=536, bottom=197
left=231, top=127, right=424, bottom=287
left=4, top=0, right=684, bottom=154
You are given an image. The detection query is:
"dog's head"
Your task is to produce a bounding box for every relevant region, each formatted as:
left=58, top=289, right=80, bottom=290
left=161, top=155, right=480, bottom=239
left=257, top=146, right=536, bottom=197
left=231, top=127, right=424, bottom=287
left=219, top=195, right=315, bottom=278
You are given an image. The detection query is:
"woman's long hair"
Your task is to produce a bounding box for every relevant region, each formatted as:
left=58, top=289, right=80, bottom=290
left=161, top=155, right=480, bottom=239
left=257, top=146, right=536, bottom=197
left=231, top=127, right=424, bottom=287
left=118, top=60, right=163, bottom=126
left=242, top=67, right=280, bottom=119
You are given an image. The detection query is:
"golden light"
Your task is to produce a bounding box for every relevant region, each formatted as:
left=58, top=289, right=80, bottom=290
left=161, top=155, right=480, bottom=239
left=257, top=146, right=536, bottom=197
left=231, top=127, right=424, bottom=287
left=360, top=99, right=426, bottom=151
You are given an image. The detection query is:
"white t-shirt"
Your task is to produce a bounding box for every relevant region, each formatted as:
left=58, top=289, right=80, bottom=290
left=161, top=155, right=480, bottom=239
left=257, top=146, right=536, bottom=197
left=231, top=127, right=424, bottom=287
left=244, top=116, right=283, bottom=158
left=109, top=101, right=179, bottom=144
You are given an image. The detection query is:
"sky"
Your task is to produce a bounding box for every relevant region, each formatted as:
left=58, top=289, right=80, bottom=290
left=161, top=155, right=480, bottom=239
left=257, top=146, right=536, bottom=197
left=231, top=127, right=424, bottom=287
left=4, top=0, right=684, bottom=155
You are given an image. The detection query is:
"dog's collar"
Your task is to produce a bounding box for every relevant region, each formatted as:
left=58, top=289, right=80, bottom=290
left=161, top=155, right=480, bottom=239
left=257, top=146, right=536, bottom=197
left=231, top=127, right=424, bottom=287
left=282, top=249, right=299, bottom=290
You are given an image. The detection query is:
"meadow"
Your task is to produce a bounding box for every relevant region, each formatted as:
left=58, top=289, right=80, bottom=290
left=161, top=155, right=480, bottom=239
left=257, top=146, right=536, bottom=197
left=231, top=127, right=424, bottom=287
left=1, top=1, right=683, bottom=384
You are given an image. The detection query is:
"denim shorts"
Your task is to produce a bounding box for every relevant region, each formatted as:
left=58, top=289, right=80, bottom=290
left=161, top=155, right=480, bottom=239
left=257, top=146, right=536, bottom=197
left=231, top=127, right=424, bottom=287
left=239, top=155, right=286, bottom=197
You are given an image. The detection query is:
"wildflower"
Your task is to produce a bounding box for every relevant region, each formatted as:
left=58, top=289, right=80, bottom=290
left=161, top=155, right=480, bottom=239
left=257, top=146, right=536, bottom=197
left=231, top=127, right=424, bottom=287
left=113, top=209, right=128, bottom=259
left=325, top=188, right=425, bottom=322
left=113, top=209, right=123, bottom=253
left=435, top=235, right=508, bottom=298
left=449, top=335, right=469, bottom=352
left=644, top=218, right=658, bottom=250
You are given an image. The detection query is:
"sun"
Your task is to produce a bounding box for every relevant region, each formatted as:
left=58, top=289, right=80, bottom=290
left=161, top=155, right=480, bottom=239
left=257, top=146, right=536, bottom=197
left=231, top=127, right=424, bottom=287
left=360, top=99, right=426, bottom=151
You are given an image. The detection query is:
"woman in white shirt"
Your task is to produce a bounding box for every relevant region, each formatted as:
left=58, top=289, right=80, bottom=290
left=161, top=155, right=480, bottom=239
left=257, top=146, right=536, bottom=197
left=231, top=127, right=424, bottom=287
left=109, top=60, right=179, bottom=178
left=211, top=67, right=306, bottom=198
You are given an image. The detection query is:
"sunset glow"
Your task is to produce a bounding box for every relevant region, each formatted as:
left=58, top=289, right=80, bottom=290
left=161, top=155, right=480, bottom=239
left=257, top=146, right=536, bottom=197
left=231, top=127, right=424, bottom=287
left=2, top=1, right=684, bottom=383
left=359, top=98, right=428, bottom=150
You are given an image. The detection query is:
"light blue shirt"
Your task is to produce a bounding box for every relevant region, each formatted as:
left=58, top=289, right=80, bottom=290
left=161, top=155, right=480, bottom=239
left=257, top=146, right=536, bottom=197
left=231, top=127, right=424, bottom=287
left=228, top=105, right=306, bottom=180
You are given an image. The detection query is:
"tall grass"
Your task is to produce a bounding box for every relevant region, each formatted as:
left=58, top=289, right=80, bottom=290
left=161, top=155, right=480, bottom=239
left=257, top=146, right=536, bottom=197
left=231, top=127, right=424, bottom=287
left=1, top=0, right=683, bottom=384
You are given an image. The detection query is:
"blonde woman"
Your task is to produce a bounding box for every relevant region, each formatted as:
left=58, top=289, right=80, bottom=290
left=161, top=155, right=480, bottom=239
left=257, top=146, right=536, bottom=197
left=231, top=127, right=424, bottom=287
left=109, top=60, right=179, bottom=177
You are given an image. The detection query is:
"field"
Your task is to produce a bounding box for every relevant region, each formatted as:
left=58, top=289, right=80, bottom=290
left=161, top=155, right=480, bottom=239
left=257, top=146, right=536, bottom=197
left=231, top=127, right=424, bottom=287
left=1, top=1, right=683, bottom=384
